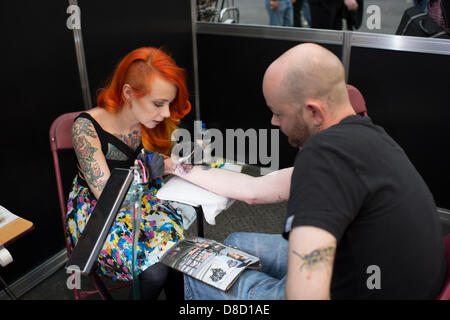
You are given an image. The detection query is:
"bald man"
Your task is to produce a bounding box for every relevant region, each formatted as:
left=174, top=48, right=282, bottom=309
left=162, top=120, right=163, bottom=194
left=170, top=43, right=446, bottom=300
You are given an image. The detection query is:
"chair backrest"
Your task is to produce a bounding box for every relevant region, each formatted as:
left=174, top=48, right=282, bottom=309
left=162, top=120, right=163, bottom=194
left=437, top=234, right=450, bottom=300
left=346, top=84, right=368, bottom=116
left=49, top=111, right=82, bottom=256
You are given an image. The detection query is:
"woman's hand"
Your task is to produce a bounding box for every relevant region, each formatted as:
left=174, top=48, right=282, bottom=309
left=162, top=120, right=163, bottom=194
left=163, top=154, right=193, bottom=176
left=163, top=154, right=175, bottom=175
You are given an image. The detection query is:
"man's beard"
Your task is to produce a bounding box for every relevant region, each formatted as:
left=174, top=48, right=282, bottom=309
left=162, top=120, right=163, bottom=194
left=287, top=117, right=316, bottom=148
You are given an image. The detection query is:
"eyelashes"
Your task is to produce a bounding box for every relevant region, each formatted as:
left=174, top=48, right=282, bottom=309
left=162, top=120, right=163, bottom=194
left=152, top=100, right=174, bottom=108
left=153, top=101, right=166, bottom=108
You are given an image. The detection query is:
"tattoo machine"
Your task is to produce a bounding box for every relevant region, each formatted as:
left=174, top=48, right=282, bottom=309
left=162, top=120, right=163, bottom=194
left=137, top=149, right=165, bottom=181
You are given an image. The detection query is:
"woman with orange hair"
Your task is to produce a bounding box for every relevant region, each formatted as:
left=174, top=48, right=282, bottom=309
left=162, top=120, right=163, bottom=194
left=66, top=47, right=191, bottom=299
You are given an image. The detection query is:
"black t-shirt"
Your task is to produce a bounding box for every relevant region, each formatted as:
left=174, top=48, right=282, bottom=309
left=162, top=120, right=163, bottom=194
left=284, top=115, right=446, bottom=299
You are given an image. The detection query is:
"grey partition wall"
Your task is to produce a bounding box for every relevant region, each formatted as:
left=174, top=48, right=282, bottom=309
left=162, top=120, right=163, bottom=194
left=0, top=1, right=195, bottom=297
left=196, top=23, right=344, bottom=170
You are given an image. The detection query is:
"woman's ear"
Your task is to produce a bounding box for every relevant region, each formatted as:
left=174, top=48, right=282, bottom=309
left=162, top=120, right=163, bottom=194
left=122, top=84, right=134, bottom=102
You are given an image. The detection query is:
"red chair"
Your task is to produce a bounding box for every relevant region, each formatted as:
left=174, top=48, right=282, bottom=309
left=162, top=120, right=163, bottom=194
left=437, top=234, right=450, bottom=300
left=346, top=84, right=368, bottom=116
left=49, top=111, right=130, bottom=300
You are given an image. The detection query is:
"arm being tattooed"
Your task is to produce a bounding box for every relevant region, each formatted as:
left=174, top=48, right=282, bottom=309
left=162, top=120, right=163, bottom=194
left=164, top=156, right=292, bottom=204
left=286, top=226, right=337, bottom=299
left=72, top=117, right=110, bottom=199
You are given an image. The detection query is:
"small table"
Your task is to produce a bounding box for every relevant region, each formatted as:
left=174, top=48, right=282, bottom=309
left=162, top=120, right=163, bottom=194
left=0, top=213, right=34, bottom=300
left=0, top=217, right=34, bottom=247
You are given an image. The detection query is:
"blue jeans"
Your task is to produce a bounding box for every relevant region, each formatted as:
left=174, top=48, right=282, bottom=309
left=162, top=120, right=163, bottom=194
left=265, top=0, right=294, bottom=26
left=184, top=232, right=288, bottom=300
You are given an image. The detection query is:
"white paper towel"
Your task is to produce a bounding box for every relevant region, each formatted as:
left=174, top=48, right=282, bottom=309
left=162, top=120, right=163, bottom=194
left=156, top=176, right=235, bottom=225
left=0, top=247, right=13, bottom=267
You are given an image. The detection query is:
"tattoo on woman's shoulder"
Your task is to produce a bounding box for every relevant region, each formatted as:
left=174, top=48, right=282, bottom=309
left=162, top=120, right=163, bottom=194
left=73, top=133, right=105, bottom=191
left=72, top=118, right=97, bottom=139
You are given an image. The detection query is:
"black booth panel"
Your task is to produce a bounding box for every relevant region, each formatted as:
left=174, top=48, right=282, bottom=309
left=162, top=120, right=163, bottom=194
left=79, top=0, right=196, bottom=129
left=0, top=2, right=83, bottom=283
left=197, top=34, right=342, bottom=169
left=348, top=47, right=450, bottom=210
left=0, top=1, right=195, bottom=287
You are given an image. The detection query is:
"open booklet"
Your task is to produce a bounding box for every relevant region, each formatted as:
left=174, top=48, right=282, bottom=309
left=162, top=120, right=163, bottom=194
left=160, top=237, right=261, bottom=291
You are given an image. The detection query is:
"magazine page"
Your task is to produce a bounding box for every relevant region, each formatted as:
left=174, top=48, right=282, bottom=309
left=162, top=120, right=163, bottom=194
left=161, top=237, right=260, bottom=291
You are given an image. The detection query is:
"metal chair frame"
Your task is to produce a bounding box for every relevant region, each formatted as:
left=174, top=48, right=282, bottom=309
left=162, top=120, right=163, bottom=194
left=49, top=111, right=130, bottom=300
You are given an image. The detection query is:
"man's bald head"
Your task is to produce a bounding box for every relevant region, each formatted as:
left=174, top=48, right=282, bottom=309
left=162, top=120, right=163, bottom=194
left=263, top=43, right=355, bottom=148
left=263, top=43, right=349, bottom=112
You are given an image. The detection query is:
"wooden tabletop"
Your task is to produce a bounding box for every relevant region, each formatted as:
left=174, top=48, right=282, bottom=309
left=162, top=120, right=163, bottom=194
left=0, top=217, right=34, bottom=247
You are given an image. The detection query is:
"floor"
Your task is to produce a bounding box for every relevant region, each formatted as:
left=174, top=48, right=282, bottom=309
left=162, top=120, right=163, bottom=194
left=18, top=200, right=287, bottom=300
left=10, top=188, right=450, bottom=300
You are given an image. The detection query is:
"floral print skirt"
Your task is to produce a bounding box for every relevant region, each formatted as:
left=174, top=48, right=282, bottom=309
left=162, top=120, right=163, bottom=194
left=66, top=176, right=184, bottom=281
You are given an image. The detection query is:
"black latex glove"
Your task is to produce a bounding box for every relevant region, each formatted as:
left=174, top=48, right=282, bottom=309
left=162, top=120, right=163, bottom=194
left=137, top=149, right=165, bottom=179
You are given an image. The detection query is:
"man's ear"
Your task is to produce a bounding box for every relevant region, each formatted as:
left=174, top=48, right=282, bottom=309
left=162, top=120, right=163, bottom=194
left=122, top=84, right=134, bottom=102
left=305, top=99, right=326, bottom=128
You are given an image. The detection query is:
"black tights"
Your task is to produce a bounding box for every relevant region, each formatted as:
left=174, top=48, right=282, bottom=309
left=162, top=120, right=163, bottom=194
left=129, top=263, right=184, bottom=300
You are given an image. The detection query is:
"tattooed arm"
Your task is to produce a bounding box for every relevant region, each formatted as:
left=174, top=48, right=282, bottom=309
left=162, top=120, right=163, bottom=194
left=72, top=117, right=110, bottom=200
left=164, top=158, right=293, bottom=204
left=286, top=226, right=337, bottom=299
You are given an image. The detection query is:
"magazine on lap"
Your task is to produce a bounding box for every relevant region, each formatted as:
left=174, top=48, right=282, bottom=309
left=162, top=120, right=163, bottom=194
left=160, top=237, right=261, bottom=291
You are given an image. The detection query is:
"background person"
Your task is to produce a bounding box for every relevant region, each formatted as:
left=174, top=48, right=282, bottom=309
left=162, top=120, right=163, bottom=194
left=415, top=0, right=428, bottom=12
left=293, top=0, right=312, bottom=27
left=428, top=0, right=450, bottom=32
left=307, top=0, right=358, bottom=30
left=266, top=0, right=294, bottom=26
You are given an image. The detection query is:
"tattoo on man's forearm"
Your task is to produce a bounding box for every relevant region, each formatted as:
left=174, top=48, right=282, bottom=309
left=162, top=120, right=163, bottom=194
left=73, top=135, right=105, bottom=191
left=293, top=245, right=336, bottom=275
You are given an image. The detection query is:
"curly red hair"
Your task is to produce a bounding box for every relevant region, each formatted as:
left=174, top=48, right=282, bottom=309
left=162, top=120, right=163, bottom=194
left=97, top=47, right=191, bottom=154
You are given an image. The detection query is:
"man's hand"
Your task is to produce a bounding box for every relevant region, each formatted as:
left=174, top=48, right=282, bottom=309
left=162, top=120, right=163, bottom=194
left=270, top=0, right=279, bottom=10
left=344, top=0, right=358, bottom=11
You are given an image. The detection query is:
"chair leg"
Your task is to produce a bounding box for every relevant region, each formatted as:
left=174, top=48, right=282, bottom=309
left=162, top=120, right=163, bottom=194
left=195, top=206, right=205, bottom=238
left=90, top=272, right=114, bottom=300
left=72, top=287, right=81, bottom=300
